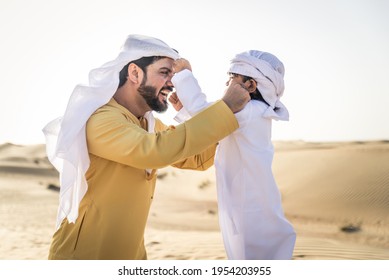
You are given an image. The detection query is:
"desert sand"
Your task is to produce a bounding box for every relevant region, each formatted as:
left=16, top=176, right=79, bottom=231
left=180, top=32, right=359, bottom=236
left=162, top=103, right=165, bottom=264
left=0, top=141, right=388, bottom=260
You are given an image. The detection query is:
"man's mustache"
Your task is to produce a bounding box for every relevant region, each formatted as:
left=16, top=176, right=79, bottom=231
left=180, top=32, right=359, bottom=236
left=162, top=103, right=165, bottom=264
left=161, top=86, right=174, bottom=92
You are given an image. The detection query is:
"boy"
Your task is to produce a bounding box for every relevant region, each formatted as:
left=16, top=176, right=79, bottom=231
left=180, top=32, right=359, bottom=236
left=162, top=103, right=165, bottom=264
left=170, top=51, right=296, bottom=259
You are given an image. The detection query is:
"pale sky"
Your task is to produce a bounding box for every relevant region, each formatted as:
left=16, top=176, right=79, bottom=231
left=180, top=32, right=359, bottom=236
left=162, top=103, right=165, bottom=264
left=0, top=0, right=388, bottom=145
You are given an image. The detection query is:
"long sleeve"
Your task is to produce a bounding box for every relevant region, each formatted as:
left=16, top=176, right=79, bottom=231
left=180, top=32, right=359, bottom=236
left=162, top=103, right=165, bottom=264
left=86, top=100, right=237, bottom=170
left=172, top=69, right=212, bottom=116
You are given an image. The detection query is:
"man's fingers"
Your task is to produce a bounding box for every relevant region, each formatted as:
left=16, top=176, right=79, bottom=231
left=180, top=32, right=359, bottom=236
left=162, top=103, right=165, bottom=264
left=222, top=82, right=251, bottom=113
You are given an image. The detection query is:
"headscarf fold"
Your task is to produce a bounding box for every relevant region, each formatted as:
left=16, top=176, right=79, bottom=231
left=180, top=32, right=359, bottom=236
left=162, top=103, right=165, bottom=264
left=228, top=50, right=289, bottom=121
left=43, top=34, right=179, bottom=229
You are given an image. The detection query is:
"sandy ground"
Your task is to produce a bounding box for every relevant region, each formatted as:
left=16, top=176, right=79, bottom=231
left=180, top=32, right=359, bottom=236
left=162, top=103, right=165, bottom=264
left=0, top=141, right=388, bottom=260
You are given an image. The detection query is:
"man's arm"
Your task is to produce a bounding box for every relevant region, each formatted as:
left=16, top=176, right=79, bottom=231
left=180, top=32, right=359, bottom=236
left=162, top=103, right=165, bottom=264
left=86, top=100, right=240, bottom=170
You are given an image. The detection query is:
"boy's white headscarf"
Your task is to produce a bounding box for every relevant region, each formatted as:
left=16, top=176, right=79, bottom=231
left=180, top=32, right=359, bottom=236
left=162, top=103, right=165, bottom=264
left=42, top=35, right=179, bottom=229
left=228, top=50, right=289, bottom=121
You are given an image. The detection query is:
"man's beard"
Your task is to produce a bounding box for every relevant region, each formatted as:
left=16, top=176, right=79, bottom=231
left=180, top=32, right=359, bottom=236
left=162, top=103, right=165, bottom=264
left=138, top=82, right=169, bottom=113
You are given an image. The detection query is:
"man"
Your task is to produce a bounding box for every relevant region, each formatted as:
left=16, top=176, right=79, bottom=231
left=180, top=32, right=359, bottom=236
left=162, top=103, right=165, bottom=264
left=43, top=34, right=250, bottom=259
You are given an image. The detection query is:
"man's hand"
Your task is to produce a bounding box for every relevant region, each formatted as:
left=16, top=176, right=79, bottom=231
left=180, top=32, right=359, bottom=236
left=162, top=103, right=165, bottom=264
left=222, top=82, right=251, bottom=113
left=168, top=92, right=183, bottom=111
left=174, top=58, right=192, bottom=73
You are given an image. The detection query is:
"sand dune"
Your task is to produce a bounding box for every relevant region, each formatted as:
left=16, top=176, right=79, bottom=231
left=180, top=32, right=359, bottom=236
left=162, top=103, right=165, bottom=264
left=0, top=141, right=388, bottom=260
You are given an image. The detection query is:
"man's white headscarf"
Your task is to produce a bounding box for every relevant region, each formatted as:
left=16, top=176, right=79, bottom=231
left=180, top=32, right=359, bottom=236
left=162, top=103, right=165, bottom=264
left=42, top=34, right=179, bottom=229
left=228, top=50, right=289, bottom=121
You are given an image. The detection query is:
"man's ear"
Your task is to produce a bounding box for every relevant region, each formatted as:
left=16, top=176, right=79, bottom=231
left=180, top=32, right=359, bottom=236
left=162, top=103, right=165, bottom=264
left=127, top=63, right=142, bottom=84
left=245, top=79, right=257, bottom=93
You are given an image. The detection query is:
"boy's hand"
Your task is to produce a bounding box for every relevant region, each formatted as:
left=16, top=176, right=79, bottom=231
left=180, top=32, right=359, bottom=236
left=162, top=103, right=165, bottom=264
left=173, top=58, right=192, bottom=73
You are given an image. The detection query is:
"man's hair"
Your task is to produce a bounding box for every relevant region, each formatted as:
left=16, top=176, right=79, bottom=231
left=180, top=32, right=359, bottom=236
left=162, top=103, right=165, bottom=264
left=118, top=56, right=165, bottom=88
